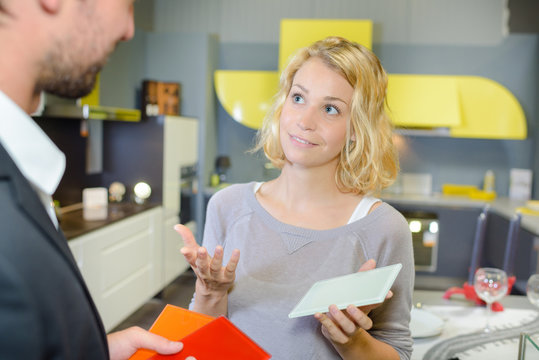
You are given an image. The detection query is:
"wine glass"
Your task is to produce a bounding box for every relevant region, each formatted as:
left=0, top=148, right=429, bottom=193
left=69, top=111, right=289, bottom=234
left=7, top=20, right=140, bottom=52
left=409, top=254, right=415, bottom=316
left=527, top=274, right=539, bottom=309
left=473, top=267, right=508, bottom=332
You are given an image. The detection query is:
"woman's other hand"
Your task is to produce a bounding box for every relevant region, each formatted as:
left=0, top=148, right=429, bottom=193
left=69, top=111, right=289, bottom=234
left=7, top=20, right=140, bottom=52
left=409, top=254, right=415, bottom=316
left=175, top=224, right=200, bottom=268
left=315, top=259, right=393, bottom=343
left=174, top=224, right=240, bottom=316
left=313, top=259, right=397, bottom=359
left=354, top=259, right=393, bottom=315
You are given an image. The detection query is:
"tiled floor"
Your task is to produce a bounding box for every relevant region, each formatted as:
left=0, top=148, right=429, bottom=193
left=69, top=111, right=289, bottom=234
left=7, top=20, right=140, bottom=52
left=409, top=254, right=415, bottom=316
left=111, top=269, right=197, bottom=332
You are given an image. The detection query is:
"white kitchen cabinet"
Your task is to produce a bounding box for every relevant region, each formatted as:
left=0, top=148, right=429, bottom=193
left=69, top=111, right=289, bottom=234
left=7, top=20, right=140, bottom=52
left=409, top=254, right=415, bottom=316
left=68, top=207, right=162, bottom=331
left=66, top=115, right=199, bottom=331
left=161, top=116, right=198, bottom=285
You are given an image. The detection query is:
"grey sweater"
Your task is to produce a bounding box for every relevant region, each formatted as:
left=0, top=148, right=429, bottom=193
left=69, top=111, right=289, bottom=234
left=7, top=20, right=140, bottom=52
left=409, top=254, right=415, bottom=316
left=194, top=182, right=414, bottom=359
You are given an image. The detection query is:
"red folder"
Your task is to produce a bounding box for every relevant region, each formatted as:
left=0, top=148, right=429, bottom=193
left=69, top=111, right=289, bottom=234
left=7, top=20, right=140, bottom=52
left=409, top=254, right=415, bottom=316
left=129, top=305, right=214, bottom=360
left=149, top=316, right=271, bottom=360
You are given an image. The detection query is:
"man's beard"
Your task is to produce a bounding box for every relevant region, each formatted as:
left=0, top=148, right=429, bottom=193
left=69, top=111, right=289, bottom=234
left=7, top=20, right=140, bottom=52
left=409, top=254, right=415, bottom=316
left=36, top=62, right=103, bottom=99
left=35, top=37, right=111, bottom=99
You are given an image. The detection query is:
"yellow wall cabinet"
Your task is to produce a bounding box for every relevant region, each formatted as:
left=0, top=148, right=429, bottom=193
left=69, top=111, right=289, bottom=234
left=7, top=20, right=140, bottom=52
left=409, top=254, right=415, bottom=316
left=214, top=19, right=527, bottom=139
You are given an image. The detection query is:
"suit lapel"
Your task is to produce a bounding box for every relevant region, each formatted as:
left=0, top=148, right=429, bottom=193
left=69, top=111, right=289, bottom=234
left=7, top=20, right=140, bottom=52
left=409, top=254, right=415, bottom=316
left=0, top=143, right=75, bottom=265
left=0, top=143, right=108, bottom=347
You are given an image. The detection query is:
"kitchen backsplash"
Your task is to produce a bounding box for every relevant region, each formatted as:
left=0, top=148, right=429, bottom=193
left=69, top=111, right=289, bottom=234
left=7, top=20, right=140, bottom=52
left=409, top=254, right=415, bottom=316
left=34, top=116, right=165, bottom=207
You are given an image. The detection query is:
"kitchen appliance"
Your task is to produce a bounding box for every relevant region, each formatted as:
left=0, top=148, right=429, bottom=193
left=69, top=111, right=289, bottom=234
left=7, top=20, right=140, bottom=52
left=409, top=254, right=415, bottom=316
left=401, top=210, right=439, bottom=272
left=179, top=164, right=197, bottom=224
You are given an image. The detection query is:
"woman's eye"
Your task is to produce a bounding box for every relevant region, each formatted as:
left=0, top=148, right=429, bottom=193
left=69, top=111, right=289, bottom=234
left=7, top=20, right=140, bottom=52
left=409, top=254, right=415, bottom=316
left=325, top=105, right=339, bottom=115
left=292, top=94, right=304, bottom=104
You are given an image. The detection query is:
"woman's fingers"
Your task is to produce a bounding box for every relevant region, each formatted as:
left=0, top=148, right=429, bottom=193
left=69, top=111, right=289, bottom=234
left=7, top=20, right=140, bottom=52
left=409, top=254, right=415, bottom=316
left=210, top=246, right=224, bottom=276
left=175, top=224, right=199, bottom=267
left=195, top=247, right=211, bottom=278
left=329, top=305, right=357, bottom=335
left=346, top=305, right=373, bottom=330
left=180, top=245, right=198, bottom=267
left=190, top=245, right=240, bottom=295
left=174, top=224, right=197, bottom=248
left=315, top=311, right=349, bottom=344
left=225, top=249, right=240, bottom=279
left=315, top=304, right=373, bottom=345
left=358, top=258, right=376, bottom=272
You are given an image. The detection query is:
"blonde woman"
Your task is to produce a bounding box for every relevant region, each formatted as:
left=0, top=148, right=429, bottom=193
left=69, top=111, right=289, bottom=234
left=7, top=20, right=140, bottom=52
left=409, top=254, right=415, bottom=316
left=177, top=36, right=414, bottom=360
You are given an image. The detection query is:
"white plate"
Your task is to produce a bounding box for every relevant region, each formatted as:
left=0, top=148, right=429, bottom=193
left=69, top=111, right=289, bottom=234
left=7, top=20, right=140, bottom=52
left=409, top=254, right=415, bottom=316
left=410, top=308, right=444, bottom=338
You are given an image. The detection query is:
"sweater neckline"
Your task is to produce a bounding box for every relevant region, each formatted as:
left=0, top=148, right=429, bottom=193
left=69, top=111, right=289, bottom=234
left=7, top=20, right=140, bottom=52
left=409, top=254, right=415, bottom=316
left=245, top=181, right=386, bottom=239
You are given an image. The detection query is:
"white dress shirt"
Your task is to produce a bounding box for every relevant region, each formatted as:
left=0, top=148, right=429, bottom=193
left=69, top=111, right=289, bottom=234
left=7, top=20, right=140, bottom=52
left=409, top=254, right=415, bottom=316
left=0, top=90, right=66, bottom=228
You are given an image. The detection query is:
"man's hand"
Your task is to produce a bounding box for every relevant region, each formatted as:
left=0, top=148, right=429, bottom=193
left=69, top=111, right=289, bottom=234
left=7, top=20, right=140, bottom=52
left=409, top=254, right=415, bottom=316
left=107, top=326, right=196, bottom=360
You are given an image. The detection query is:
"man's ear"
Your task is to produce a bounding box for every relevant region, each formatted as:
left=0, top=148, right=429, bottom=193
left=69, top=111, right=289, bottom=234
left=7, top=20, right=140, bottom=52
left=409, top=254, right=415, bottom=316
left=39, top=0, right=61, bottom=14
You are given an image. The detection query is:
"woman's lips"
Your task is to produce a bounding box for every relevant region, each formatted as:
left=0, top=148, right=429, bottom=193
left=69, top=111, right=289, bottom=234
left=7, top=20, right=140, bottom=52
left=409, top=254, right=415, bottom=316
left=290, top=134, right=316, bottom=146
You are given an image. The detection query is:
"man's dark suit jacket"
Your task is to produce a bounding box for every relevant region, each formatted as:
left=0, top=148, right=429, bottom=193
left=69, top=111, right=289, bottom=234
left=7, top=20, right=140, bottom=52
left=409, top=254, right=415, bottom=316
left=0, top=143, right=109, bottom=359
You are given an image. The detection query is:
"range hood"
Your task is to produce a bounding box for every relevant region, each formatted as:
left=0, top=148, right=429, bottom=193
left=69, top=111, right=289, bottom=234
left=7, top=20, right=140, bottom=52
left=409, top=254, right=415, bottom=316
left=386, top=74, right=527, bottom=139
left=37, top=91, right=140, bottom=122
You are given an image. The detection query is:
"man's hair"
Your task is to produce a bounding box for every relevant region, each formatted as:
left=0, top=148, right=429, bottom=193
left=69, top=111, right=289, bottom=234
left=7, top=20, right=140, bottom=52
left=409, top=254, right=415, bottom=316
left=252, top=36, right=399, bottom=195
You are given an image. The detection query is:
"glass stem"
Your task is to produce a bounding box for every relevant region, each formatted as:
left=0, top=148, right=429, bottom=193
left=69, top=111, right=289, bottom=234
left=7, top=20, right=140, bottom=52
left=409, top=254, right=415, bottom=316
left=485, top=302, right=492, bottom=332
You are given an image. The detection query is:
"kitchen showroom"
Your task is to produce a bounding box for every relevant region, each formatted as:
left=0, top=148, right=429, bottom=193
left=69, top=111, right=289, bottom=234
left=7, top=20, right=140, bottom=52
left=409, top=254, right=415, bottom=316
left=20, top=0, right=539, bottom=359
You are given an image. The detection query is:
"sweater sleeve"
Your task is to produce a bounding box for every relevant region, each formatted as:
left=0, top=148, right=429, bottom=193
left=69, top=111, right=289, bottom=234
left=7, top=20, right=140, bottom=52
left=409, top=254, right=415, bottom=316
left=199, top=191, right=226, bottom=256
left=188, top=185, right=241, bottom=310
left=365, top=206, right=415, bottom=360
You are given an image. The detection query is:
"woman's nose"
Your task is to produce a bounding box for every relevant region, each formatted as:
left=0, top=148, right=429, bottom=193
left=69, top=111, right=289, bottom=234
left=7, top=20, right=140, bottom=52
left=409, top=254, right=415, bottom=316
left=296, top=106, right=317, bottom=131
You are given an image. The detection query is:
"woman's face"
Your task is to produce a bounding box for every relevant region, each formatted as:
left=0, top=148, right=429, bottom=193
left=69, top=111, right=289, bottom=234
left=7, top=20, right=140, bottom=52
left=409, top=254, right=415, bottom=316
left=279, top=57, right=353, bottom=170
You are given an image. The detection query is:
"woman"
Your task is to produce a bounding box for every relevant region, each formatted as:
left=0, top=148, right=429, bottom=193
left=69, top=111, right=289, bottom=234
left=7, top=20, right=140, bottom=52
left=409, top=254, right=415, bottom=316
left=177, top=36, right=414, bottom=360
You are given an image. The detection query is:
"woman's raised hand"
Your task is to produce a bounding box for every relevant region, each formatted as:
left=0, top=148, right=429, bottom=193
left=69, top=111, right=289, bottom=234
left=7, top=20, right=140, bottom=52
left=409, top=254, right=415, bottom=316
left=174, top=224, right=240, bottom=298
left=174, top=224, right=200, bottom=268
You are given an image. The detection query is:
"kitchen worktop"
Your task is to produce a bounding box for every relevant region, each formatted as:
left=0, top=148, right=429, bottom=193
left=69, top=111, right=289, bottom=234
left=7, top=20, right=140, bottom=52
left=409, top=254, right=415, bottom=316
left=60, top=202, right=160, bottom=240
left=205, top=185, right=538, bottom=236
left=381, top=193, right=539, bottom=236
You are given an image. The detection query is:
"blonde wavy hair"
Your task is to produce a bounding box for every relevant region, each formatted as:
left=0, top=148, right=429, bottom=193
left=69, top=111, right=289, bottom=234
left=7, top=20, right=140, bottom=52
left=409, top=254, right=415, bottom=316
left=252, top=36, right=398, bottom=195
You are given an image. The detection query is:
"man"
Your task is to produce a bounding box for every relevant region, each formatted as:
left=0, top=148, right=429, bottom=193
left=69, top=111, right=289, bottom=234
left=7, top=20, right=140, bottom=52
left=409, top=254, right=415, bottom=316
left=0, top=1, right=193, bottom=359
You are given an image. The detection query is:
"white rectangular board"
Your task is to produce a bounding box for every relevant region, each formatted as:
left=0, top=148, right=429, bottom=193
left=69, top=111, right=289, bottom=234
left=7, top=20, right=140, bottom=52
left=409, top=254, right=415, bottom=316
left=288, top=263, right=402, bottom=318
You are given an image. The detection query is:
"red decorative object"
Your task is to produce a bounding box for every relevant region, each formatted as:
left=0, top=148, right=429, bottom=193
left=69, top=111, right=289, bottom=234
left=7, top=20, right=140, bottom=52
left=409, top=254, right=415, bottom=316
left=443, top=275, right=516, bottom=312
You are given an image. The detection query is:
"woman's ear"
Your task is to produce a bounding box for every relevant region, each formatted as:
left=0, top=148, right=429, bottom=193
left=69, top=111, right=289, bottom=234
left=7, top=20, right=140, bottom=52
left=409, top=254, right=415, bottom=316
left=39, top=0, right=61, bottom=14
left=350, top=133, right=356, bottom=142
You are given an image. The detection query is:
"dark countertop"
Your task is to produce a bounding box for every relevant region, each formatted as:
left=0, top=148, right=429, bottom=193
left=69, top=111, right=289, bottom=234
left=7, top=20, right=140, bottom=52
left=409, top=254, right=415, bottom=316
left=60, top=202, right=160, bottom=240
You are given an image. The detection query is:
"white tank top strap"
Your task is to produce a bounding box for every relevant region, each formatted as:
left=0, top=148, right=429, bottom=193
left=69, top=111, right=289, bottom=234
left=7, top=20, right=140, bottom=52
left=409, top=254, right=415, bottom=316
left=347, top=196, right=381, bottom=224
left=253, top=181, right=264, bottom=193
left=254, top=182, right=379, bottom=224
